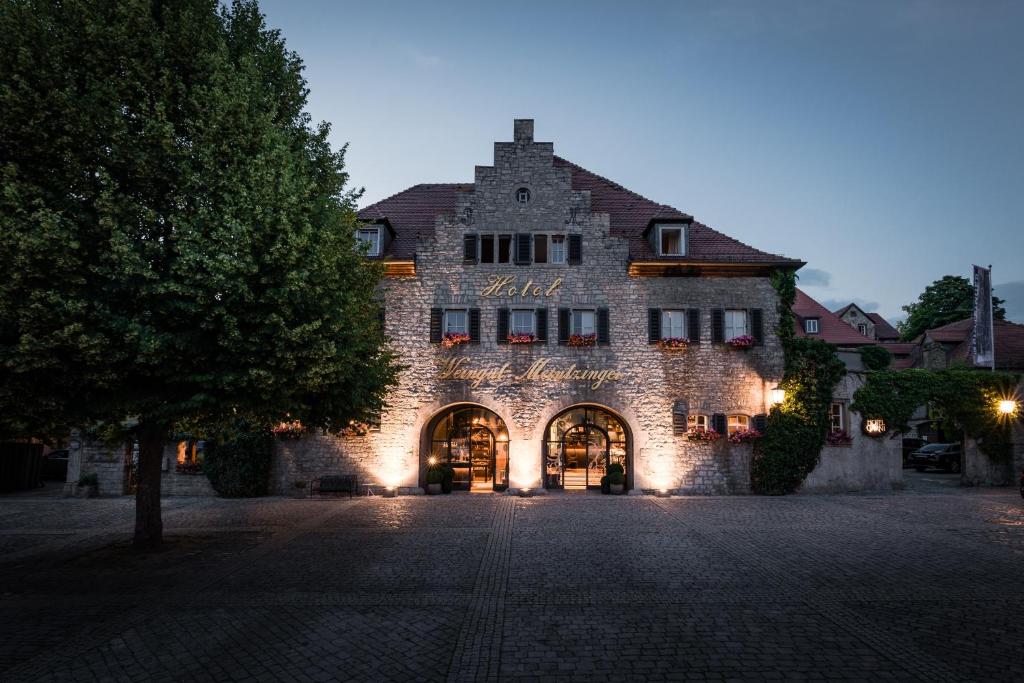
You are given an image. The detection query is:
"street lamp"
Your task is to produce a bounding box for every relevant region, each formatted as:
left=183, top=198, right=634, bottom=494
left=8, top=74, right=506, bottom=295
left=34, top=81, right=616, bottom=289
left=997, top=399, right=1018, bottom=416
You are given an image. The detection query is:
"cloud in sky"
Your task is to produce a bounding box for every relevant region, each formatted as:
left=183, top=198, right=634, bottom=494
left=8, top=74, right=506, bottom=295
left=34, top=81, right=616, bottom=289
left=995, top=281, right=1024, bottom=324
left=797, top=268, right=830, bottom=288
left=819, top=297, right=881, bottom=314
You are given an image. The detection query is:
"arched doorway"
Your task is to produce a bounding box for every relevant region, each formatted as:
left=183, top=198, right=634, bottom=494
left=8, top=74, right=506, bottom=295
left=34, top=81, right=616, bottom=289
left=544, top=405, right=630, bottom=490
left=426, top=405, right=509, bottom=491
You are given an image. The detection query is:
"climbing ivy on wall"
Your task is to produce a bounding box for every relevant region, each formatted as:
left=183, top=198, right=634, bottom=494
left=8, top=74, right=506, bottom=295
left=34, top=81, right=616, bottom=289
left=851, top=367, right=1020, bottom=461
left=752, top=270, right=847, bottom=495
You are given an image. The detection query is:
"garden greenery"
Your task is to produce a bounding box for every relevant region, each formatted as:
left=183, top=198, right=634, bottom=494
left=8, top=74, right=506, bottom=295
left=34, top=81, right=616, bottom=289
left=859, top=345, right=892, bottom=372
left=851, top=367, right=1019, bottom=461
left=752, top=270, right=847, bottom=495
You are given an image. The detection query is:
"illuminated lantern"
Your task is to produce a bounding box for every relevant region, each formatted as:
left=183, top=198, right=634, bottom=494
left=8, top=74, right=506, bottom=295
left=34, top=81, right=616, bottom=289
left=769, top=388, right=786, bottom=405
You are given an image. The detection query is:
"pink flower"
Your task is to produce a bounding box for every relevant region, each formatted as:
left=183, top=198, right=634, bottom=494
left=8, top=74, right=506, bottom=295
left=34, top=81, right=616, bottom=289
left=726, top=335, right=756, bottom=349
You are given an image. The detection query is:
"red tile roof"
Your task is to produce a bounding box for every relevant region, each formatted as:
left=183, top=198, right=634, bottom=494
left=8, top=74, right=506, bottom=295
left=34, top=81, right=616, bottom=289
left=925, top=318, right=1024, bottom=371
left=866, top=313, right=900, bottom=340
left=793, top=289, right=877, bottom=346
left=357, top=156, right=801, bottom=266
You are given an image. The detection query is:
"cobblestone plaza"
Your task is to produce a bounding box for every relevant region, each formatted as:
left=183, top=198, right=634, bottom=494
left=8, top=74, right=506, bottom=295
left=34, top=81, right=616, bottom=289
left=2, top=483, right=1022, bottom=681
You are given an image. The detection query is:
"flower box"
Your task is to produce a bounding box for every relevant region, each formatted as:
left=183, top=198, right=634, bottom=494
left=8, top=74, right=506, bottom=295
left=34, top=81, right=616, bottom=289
left=728, top=428, right=762, bottom=444
left=657, top=337, right=689, bottom=350
left=726, top=335, right=756, bottom=349
left=567, top=333, right=596, bottom=347
left=687, top=428, right=721, bottom=442
left=825, top=430, right=853, bottom=446
left=441, top=332, right=471, bottom=348
left=507, top=333, right=537, bottom=345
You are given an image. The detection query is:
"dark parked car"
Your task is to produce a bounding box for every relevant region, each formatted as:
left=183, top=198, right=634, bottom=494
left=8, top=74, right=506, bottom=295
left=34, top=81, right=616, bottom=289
left=901, top=438, right=926, bottom=468
left=908, top=443, right=962, bottom=473
left=41, top=449, right=69, bottom=481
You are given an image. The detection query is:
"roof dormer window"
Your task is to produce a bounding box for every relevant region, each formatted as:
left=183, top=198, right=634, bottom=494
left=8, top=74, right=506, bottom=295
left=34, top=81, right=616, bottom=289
left=804, top=318, right=820, bottom=334
left=355, top=227, right=381, bottom=257
left=656, top=223, right=686, bottom=256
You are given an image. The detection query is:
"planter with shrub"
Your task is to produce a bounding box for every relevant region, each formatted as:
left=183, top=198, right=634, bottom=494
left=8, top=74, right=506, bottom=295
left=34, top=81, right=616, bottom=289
left=604, top=463, right=626, bottom=494
left=426, top=467, right=444, bottom=495
left=77, top=472, right=98, bottom=498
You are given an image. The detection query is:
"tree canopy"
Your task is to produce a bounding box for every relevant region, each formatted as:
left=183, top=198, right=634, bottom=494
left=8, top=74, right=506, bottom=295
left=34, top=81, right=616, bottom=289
left=897, top=275, right=1006, bottom=341
left=0, top=0, right=397, bottom=545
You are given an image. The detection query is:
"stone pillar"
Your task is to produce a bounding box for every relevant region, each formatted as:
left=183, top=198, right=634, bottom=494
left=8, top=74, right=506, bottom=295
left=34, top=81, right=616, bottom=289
left=513, top=119, right=534, bottom=144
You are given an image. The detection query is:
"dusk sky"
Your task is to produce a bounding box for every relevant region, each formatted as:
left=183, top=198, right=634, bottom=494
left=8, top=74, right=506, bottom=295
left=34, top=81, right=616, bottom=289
left=262, top=0, right=1024, bottom=324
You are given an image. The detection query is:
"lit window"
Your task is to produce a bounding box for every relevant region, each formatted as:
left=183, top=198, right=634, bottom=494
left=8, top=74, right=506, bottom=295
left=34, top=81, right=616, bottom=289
left=516, top=188, right=531, bottom=204
left=688, top=414, right=709, bottom=432
left=727, top=415, right=750, bottom=436
left=444, top=310, right=467, bottom=335
left=657, top=224, right=686, bottom=256
left=511, top=309, right=535, bottom=335
left=355, top=228, right=381, bottom=256
left=805, top=318, right=819, bottom=334
left=550, top=235, right=567, bottom=264
left=661, top=310, right=687, bottom=340
left=829, top=403, right=844, bottom=432
left=725, top=310, right=748, bottom=339
left=571, top=310, right=596, bottom=336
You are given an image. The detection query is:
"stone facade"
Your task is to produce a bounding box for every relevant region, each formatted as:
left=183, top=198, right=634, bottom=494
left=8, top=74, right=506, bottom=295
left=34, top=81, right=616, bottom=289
left=272, top=121, right=786, bottom=495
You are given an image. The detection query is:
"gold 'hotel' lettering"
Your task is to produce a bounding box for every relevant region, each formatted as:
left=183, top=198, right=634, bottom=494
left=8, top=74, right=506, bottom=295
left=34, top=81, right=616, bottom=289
left=480, top=274, right=562, bottom=299
left=438, top=357, right=623, bottom=390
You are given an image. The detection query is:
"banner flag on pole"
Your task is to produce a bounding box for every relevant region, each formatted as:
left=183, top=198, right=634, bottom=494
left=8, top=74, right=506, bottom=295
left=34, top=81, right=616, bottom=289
left=972, top=264, right=994, bottom=369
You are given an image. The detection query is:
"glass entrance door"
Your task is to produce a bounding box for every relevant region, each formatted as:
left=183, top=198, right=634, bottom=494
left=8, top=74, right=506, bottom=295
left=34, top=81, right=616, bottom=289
left=428, top=406, right=509, bottom=492
left=544, top=406, right=629, bottom=491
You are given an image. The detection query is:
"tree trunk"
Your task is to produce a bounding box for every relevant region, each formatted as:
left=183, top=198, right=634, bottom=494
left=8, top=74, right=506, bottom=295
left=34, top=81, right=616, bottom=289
left=134, top=421, right=167, bottom=549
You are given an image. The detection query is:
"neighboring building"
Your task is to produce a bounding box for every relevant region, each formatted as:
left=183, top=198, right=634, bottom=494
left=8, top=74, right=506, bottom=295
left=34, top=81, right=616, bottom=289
left=793, top=289, right=902, bottom=493
left=917, top=318, right=1024, bottom=372
left=834, top=302, right=900, bottom=342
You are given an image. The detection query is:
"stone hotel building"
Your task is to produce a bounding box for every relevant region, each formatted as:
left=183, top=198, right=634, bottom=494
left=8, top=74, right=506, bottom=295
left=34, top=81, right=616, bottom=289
left=271, top=119, right=806, bottom=495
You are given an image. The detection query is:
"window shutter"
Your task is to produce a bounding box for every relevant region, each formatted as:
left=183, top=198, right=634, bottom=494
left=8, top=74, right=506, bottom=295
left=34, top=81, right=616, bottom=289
left=497, top=308, right=509, bottom=344
left=532, top=308, right=547, bottom=342
left=534, top=234, right=548, bottom=263
left=712, top=413, right=727, bottom=435
left=515, top=233, right=532, bottom=265
left=672, top=400, right=689, bottom=436
left=469, top=308, right=481, bottom=343
left=567, top=234, right=582, bottom=265
left=688, top=309, right=700, bottom=343
left=712, top=309, right=725, bottom=343
left=558, top=308, right=570, bottom=345
left=751, top=308, right=764, bottom=345
left=753, top=414, right=768, bottom=434
left=429, top=308, right=443, bottom=344
left=597, top=308, right=610, bottom=345
left=648, top=308, right=661, bottom=344
left=463, top=234, right=478, bottom=264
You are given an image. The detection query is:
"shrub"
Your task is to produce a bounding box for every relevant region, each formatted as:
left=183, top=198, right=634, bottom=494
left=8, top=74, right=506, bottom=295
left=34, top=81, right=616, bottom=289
left=860, top=345, right=892, bottom=371
left=78, top=472, right=98, bottom=487
left=203, top=427, right=274, bottom=498
left=606, top=462, right=625, bottom=475
left=426, top=468, right=444, bottom=485
left=600, top=475, right=610, bottom=494
left=608, top=471, right=625, bottom=486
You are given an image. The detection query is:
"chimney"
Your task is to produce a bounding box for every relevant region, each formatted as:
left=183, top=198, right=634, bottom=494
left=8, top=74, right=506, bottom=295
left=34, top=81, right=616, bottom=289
left=513, top=119, right=534, bottom=144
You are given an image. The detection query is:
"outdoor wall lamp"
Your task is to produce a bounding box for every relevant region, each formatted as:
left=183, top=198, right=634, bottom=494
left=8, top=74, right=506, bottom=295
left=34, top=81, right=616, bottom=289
left=770, top=388, right=786, bottom=405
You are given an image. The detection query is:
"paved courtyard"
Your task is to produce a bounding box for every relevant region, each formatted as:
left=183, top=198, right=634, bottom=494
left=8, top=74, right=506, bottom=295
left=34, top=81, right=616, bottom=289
left=1, top=481, right=1022, bottom=682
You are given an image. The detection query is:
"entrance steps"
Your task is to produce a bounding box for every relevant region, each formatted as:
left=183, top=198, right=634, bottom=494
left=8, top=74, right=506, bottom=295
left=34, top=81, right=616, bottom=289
left=562, top=470, right=588, bottom=489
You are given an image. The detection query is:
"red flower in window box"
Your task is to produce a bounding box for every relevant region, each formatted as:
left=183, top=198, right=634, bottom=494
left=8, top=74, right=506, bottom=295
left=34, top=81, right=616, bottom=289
left=567, top=333, right=596, bottom=347
left=728, top=428, right=763, bottom=444
left=825, top=430, right=853, bottom=446
left=441, top=333, right=471, bottom=348
left=726, top=335, right=756, bottom=349
left=507, top=333, right=537, bottom=344
left=687, top=427, right=721, bottom=442
left=272, top=421, right=304, bottom=439
left=657, top=337, right=689, bottom=350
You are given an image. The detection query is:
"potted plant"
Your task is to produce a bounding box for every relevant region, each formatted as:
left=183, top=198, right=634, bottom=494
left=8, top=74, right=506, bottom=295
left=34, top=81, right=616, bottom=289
left=77, top=472, right=98, bottom=498
left=291, top=480, right=307, bottom=498
left=605, top=463, right=625, bottom=495
left=426, top=467, right=444, bottom=495
left=440, top=464, right=454, bottom=494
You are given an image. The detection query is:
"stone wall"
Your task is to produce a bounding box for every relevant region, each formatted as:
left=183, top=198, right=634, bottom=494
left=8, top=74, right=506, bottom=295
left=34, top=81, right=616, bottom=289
left=273, top=121, right=785, bottom=495
left=800, top=372, right=902, bottom=493
left=74, top=441, right=126, bottom=496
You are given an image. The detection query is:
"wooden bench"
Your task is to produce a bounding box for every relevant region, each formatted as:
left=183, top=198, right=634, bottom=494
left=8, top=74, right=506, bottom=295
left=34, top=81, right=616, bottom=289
left=311, top=475, right=358, bottom=498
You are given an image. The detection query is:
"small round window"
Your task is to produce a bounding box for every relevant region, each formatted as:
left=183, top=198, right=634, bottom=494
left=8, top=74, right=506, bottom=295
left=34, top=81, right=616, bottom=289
left=515, top=187, right=531, bottom=204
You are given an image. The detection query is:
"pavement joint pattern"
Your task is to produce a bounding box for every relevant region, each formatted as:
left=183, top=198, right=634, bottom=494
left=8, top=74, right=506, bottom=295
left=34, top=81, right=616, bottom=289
left=1, top=479, right=1022, bottom=681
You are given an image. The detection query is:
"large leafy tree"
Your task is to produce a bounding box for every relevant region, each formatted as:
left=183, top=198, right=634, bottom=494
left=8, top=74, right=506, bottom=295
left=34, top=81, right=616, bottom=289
left=0, top=0, right=397, bottom=547
left=898, top=275, right=1006, bottom=341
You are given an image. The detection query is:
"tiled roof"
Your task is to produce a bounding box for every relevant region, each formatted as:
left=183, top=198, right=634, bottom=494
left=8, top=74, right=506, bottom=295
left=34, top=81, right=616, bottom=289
left=866, top=313, right=900, bottom=340
left=356, top=156, right=801, bottom=266
left=793, top=289, right=877, bottom=346
left=926, top=318, right=1024, bottom=371
left=880, top=342, right=917, bottom=356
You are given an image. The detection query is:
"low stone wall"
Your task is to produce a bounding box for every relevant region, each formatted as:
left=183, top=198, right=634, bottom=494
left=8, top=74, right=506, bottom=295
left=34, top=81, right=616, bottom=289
left=75, top=442, right=125, bottom=496
left=270, top=435, right=396, bottom=495
left=801, top=441, right=901, bottom=493
left=162, top=470, right=216, bottom=496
